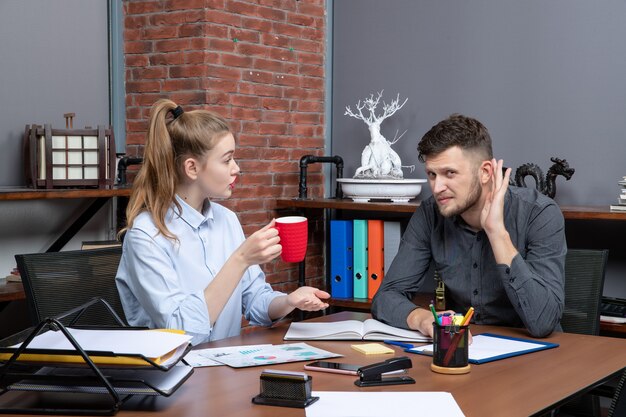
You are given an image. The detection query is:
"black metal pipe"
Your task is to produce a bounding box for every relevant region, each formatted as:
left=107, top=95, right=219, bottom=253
left=116, top=156, right=143, bottom=186
left=298, top=155, right=344, bottom=199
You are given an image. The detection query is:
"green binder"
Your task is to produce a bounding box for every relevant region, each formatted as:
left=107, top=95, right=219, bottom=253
left=353, top=219, right=368, bottom=298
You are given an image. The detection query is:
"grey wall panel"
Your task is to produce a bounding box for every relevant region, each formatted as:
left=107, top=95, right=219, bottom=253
left=332, top=0, right=626, bottom=206
left=0, top=0, right=109, bottom=186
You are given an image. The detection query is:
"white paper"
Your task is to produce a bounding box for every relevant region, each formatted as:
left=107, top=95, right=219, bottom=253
left=306, top=391, right=465, bottom=417
left=14, top=329, right=192, bottom=359
left=183, top=344, right=272, bottom=367
left=210, top=342, right=341, bottom=368
left=410, top=333, right=551, bottom=361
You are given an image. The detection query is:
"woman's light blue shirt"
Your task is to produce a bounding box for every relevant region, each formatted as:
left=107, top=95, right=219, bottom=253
left=115, top=196, right=283, bottom=344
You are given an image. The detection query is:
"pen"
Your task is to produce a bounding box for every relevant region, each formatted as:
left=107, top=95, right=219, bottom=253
left=462, top=307, right=475, bottom=325
left=383, top=340, right=415, bottom=350
left=429, top=304, right=440, bottom=326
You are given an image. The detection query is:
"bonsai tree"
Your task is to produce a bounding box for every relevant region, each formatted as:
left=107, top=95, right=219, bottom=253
left=344, top=91, right=414, bottom=179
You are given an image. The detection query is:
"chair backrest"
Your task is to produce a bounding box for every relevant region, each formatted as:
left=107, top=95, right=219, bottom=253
left=15, top=246, right=127, bottom=327
left=561, top=248, right=608, bottom=335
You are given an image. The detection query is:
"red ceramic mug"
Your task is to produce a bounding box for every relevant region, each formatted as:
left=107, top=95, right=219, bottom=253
left=275, top=216, right=308, bottom=262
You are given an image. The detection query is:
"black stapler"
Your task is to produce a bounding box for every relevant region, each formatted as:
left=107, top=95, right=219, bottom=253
left=354, top=356, right=415, bottom=387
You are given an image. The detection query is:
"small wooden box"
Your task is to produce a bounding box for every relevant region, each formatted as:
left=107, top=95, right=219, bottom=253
left=23, top=124, right=116, bottom=189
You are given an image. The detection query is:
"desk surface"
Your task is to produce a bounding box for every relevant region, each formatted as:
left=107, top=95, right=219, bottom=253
left=5, top=311, right=622, bottom=417
left=0, top=187, right=132, bottom=201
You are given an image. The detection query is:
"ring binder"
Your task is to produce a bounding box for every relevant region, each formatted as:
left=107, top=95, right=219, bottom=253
left=0, top=299, right=193, bottom=415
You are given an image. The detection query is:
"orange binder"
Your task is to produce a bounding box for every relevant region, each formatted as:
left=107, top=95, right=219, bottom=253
left=367, top=220, right=384, bottom=298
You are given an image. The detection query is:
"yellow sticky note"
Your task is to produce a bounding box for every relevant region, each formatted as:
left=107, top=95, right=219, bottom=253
left=350, top=343, right=394, bottom=355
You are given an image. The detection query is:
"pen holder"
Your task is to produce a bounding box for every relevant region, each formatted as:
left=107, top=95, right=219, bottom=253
left=431, top=323, right=471, bottom=375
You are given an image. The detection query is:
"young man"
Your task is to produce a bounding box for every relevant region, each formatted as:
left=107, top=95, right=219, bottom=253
left=371, top=114, right=566, bottom=338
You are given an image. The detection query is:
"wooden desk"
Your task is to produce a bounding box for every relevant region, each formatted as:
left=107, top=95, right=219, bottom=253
left=5, top=312, right=623, bottom=416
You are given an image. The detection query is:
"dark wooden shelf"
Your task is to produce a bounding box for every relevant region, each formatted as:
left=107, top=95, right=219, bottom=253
left=0, top=281, right=25, bottom=303
left=276, top=198, right=626, bottom=220
left=276, top=197, right=420, bottom=213
left=0, top=187, right=132, bottom=201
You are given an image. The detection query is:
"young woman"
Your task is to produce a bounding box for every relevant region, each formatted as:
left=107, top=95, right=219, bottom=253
left=116, top=99, right=329, bottom=344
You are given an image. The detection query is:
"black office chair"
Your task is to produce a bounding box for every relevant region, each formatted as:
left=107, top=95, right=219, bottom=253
left=561, top=249, right=609, bottom=335
left=558, top=248, right=609, bottom=417
left=15, top=246, right=127, bottom=327
left=608, top=369, right=626, bottom=417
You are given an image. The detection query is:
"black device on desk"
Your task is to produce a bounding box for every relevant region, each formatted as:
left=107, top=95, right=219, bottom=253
left=601, top=297, right=626, bottom=318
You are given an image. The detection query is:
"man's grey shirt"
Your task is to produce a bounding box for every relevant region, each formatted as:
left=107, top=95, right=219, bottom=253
left=371, top=186, right=566, bottom=337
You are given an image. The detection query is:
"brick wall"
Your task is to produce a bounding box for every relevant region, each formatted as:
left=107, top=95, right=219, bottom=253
left=123, top=0, right=327, bottom=296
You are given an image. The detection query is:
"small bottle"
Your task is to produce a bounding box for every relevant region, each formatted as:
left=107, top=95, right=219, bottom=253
left=434, top=270, right=446, bottom=311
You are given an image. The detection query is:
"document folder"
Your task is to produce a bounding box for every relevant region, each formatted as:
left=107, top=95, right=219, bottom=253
left=353, top=219, right=368, bottom=298
left=0, top=299, right=193, bottom=415
left=367, top=220, right=384, bottom=298
left=330, top=220, right=353, bottom=298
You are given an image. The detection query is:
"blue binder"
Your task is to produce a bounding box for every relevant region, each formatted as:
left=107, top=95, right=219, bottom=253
left=330, top=220, right=353, bottom=298
left=353, top=220, right=368, bottom=298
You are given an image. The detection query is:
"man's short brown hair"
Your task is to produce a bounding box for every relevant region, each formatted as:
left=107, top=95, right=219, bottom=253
left=418, top=114, right=493, bottom=163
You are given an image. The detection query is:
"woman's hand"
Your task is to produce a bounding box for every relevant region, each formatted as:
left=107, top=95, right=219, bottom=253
left=286, top=286, right=330, bottom=311
left=235, top=219, right=281, bottom=267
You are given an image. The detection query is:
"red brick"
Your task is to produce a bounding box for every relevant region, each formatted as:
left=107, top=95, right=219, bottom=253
left=149, top=52, right=184, bottom=65
left=259, top=123, right=288, bottom=135
left=126, top=80, right=161, bottom=93
left=127, top=1, right=163, bottom=14
left=169, top=65, right=207, bottom=78
left=242, top=70, right=273, bottom=84
left=257, top=5, right=286, bottom=21
left=253, top=58, right=285, bottom=73
left=237, top=43, right=270, bottom=58
left=231, top=107, right=262, bottom=121
left=126, top=55, right=149, bottom=67
left=131, top=67, right=167, bottom=79
left=301, top=26, right=324, bottom=41
left=263, top=111, right=291, bottom=123
left=169, top=91, right=207, bottom=105
left=298, top=51, right=324, bottom=65
left=292, top=113, right=321, bottom=125
left=272, top=22, right=302, bottom=38
left=298, top=137, right=325, bottom=148
left=287, top=13, right=315, bottom=27
left=209, top=38, right=236, bottom=53
left=298, top=64, right=323, bottom=77
left=229, top=28, right=261, bottom=43
left=124, top=29, right=143, bottom=42
left=206, top=93, right=230, bottom=105
left=125, top=15, right=148, bottom=29
left=205, top=24, right=229, bottom=38
left=238, top=82, right=283, bottom=97
left=273, top=74, right=300, bottom=87
left=291, top=38, right=321, bottom=53
left=155, top=39, right=191, bottom=52
left=190, top=38, right=210, bottom=50
left=204, top=78, right=239, bottom=93
left=261, top=33, right=291, bottom=48
left=237, top=134, right=268, bottom=147
left=241, top=17, right=272, bottom=32
left=205, top=10, right=242, bottom=26
left=300, top=76, right=324, bottom=89
left=261, top=98, right=289, bottom=110
left=221, top=53, right=253, bottom=68
left=206, top=65, right=241, bottom=80
left=186, top=51, right=213, bottom=64
left=163, top=0, right=205, bottom=10
left=298, top=3, right=325, bottom=16
left=297, top=100, right=323, bottom=112
left=144, top=26, right=178, bottom=40
left=268, top=47, right=294, bottom=62
left=162, top=79, right=200, bottom=92
left=225, top=1, right=259, bottom=17
left=178, top=23, right=205, bottom=38
left=125, top=41, right=153, bottom=54
left=231, top=94, right=260, bottom=108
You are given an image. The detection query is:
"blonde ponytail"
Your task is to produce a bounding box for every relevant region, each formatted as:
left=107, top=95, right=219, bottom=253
left=121, top=99, right=231, bottom=241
